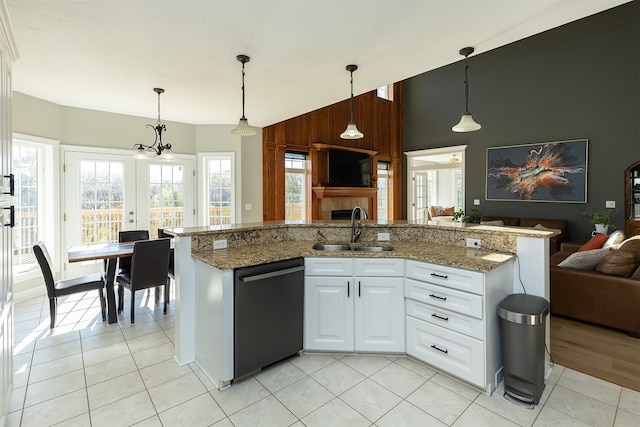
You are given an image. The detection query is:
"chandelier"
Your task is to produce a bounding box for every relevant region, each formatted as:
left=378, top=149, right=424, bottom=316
left=133, top=88, right=175, bottom=160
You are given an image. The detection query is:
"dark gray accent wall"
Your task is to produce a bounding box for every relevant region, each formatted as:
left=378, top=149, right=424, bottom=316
left=403, top=1, right=639, bottom=242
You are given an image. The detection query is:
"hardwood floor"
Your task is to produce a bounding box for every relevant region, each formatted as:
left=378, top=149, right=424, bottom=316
left=550, top=314, right=640, bottom=391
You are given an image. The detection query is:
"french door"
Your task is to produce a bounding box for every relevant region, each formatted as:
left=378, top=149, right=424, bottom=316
left=63, top=149, right=194, bottom=277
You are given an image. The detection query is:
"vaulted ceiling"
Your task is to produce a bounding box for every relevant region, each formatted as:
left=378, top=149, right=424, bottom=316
left=5, top=0, right=629, bottom=126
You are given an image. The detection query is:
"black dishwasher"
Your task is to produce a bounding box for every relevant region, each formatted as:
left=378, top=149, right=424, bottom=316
left=233, top=257, right=304, bottom=379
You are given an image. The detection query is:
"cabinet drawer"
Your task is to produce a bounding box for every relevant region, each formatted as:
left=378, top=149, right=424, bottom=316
left=354, top=258, right=404, bottom=276
left=404, top=278, right=483, bottom=319
left=305, top=257, right=353, bottom=276
left=406, top=316, right=484, bottom=388
left=405, top=260, right=484, bottom=295
left=406, top=299, right=484, bottom=340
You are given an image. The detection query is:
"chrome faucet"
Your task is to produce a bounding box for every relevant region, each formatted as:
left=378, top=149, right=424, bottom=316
left=350, top=206, right=368, bottom=243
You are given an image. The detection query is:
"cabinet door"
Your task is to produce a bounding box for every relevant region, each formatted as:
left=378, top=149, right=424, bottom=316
left=304, top=276, right=354, bottom=351
left=355, top=277, right=405, bottom=352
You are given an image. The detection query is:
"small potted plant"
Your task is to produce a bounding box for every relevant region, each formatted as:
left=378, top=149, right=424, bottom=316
left=581, top=208, right=615, bottom=233
left=453, top=208, right=481, bottom=224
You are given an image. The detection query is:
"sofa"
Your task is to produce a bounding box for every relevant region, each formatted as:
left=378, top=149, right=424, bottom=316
left=549, top=236, right=640, bottom=337
left=480, top=216, right=569, bottom=255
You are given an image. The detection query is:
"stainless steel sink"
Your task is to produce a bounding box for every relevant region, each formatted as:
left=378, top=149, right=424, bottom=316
left=312, top=243, right=393, bottom=252
left=312, top=243, right=352, bottom=251
left=353, top=245, right=394, bottom=252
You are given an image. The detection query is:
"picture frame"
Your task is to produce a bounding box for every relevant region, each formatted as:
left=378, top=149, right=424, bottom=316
left=486, top=139, right=588, bottom=202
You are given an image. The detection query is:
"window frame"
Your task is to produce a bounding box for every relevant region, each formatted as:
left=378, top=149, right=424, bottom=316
left=12, top=133, right=60, bottom=282
left=199, top=152, right=236, bottom=226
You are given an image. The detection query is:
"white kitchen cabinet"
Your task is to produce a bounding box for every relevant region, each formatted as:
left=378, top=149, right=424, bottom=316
left=354, top=276, right=404, bottom=352
left=305, top=275, right=354, bottom=351
left=404, top=259, right=513, bottom=393
left=305, top=257, right=404, bottom=353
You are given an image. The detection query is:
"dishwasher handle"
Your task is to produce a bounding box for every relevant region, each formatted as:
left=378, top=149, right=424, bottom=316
left=239, top=265, right=305, bottom=283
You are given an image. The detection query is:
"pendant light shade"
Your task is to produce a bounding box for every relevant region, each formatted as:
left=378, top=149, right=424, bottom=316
left=132, top=88, right=175, bottom=161
left=452, top=47, right=481, bottom=133
left=231, top=54, right=257, bottom=136
left=340, top=64, right=364, bottom=140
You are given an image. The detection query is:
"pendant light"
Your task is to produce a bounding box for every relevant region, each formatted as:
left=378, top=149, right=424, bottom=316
left=133, top=88, right=175, bottom=161
left=340, top=64, right=364, bottom=139
left=231, top=54, right=257, bottom=136
left=452, top=47, right=482, bottom=132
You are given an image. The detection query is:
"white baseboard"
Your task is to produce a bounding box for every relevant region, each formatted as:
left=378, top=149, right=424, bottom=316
left=14, top=286, right=46, bottom=303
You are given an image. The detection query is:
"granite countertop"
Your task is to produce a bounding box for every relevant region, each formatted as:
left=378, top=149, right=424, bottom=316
left=191, top=240, right=514, bottom=272
left=167, top=220, right=559, bottom=240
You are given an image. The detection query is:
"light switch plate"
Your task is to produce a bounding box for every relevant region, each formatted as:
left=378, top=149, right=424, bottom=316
left=474, top=199, right=481, bottom=206
left=605, top=201, right=615, bottom=208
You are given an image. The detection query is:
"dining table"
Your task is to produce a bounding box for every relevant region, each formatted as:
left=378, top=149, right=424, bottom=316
left=67, top=239, right=173, bottom=324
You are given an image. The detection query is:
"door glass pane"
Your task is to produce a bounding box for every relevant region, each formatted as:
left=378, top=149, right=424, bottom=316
left=80, top=160, right=124, bottom=243
left=148, top=164, right=185, bottom=237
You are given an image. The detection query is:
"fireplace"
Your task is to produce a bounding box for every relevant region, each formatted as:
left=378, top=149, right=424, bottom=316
left=331, top=209, right=362, bottom=220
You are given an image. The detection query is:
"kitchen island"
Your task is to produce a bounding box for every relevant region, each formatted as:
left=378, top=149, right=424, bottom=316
left=166, top=220, right=555, bottom=392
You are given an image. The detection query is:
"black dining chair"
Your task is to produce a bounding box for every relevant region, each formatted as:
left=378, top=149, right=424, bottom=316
left=118, top=230, right=149, bottom=275
left=116, top=238, right=171, bottom=323
left=118, top=230, right=161, bottom=303
left=157, top=228, right=174, bottom=279
left=33, top=241, right=106, bottom=329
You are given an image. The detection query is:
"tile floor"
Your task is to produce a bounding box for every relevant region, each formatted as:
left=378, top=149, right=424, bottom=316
left=7, top=290, right=640, bottom=427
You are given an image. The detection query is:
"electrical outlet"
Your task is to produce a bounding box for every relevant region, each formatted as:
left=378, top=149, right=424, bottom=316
left=245, top=203, right=252, bottom=211
left=377, top=232, right=390, bottom=241
left=213, top=239, right=227, bottom=249
left=466, top=238, right=481, bottom=248
left=605, top=201, right=615, bottom=208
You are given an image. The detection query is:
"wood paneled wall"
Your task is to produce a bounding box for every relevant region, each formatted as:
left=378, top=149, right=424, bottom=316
left=263, top=82, right=404, bottom=221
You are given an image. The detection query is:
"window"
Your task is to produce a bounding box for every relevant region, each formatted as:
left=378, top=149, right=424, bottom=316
left=202, top=154, right=234, bottom=226
left=12, top=135, right=58, bottom=275
left=148, top=164, right=185, bottom=237
left=377, top=161, right=390, bottom=221
left=376, top=84, right=393, bottom=101
left=285, top=152, right=308, bottom=221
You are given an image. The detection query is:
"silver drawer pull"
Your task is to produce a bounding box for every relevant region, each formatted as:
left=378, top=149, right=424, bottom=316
left=431, top=313, right=449, bottom=321
left=430, top=273, right=448, bottom=279
left=431, top=344, right=448, bottom=354
left=429, top=293, right=447, bottom=301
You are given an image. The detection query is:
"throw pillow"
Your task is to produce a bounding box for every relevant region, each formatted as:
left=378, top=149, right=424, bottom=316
left=603, top=230, right=625, bottom=248
left=596, top=250, right=639, bottom=277
left=442, top=206, right=455, bottom=216
left=579, top=233, right=609, bottom=251
left=428, top=207, right=437, bottom=219
left=533, top=223, right=551, bottom=230
left=558, top=247, right=611, bottom=270
left=480, top=220, right=505, bottom=226
left=615, top=235, right=640, bottom=253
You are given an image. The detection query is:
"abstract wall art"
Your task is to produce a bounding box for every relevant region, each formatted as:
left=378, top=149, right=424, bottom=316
left=486, top=139, right=588, bottom=202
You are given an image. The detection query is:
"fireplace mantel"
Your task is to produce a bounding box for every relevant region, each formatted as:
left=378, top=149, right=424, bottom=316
left=312, top=186, right=377, bottom=199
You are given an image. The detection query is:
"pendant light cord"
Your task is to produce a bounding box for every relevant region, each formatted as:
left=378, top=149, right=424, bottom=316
left=241, top=62, right=247, bottom=120
left=157, top=90, right=162, bottom=125
left=464, top=59, right=470, bottom=114
left=349, top=70, right=354, bottom=123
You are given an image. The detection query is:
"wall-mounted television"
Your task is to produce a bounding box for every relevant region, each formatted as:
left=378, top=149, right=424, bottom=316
left=328, top=149, right=371, bottom=187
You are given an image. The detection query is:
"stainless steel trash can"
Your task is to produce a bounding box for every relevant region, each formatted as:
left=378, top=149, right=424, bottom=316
left=497, top=293, right=549, bottom=406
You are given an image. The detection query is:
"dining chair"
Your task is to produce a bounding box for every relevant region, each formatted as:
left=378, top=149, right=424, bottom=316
left=157, top=228, right=174, bottom=279
left=118, top=230, right=160, bottom=303
left=33, top=241, right=106, bottom=329
left=116, top=238, right=171, bottom=323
